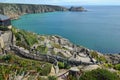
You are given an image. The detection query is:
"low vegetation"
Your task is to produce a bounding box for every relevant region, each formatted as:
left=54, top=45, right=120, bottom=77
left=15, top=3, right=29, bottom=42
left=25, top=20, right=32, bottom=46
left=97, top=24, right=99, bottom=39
left=103, top=63, right=114, bottom=68
left=79, top=68, right=120, bottom=80
left=58, top=62, right=70, bottom=69
left=0, top=26, right=9, bottom=31
left=37, top=45, right=48, bottom=54
left=90, top=51, right=107, bottom=63
left=102, top=61, right=120, bottom=72
left=48, top=76, right=57, bottom=80
left=114, top=64, right=120, bottom=71
left=2, top=27, right=119, bottom=80
left=52, top=43, right=61, bottom=49
left=38, top=36, right=45, bottom=41
left=12, top=28, right=38, bottom=48
left=68, top=75, right=78, bottom=80
left=0, top=53, right=52, bottom=80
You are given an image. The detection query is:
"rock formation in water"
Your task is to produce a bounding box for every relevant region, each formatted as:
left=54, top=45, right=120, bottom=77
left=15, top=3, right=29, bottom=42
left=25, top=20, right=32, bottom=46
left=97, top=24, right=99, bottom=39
left=69, top=6, right=87, bottom=12
left=0, top=3, right=68, bottom=19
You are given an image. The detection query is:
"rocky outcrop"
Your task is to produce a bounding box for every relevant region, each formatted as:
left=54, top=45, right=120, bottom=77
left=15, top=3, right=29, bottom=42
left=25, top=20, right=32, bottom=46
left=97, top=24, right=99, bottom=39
left=36, top=35, right=91, bottom=58
left=12, top=28, right=99, bottom=65
left=69, top=6, right=87, bottom=12
left=105, top=54, right=120, bottom=64
left=0, top=3, right=68, bottom=19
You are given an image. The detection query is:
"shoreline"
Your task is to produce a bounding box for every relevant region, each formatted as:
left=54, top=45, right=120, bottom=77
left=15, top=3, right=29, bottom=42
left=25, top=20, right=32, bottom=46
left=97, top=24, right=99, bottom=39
left=11, top=19, right=120, bottom=54
left=11, top=24, right=120, bottom=54
left=7, top=3, right=119, bottom=54
left=11, top=26, right=120, bottom=55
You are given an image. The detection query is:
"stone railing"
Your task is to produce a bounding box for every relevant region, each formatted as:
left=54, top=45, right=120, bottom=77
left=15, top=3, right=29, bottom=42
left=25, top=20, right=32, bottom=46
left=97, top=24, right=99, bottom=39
left=10, top=45, right=94, bottom=66
left=10, top=45, right=57, bottom=65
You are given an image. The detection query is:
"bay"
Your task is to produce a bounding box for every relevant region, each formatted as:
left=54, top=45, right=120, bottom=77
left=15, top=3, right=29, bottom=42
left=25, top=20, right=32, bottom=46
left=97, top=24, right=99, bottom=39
left=12, top=6, right=120, bottom=53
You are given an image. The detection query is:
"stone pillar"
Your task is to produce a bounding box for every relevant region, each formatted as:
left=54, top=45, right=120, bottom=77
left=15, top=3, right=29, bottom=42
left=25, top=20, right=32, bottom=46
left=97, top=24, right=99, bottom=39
left=54, top=65, right=59, bottom=74
left=0, top=37, right=5, bottom=54
left=49, top=65, right=56, bottom=76
left=53, top=61, right=59, bottom=74
left=0, top=37, right=4, bottom=49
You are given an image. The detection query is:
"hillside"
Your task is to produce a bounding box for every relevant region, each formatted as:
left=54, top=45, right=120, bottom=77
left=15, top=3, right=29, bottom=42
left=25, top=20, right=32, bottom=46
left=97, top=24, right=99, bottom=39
left=0, top=27, right=120, bottom=80
left=0, top=3, right=120, bottom=80
left=0, top=3, right=68, bottom=19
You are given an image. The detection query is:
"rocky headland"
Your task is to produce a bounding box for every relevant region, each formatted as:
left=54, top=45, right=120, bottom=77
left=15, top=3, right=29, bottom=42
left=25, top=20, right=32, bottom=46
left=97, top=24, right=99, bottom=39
left=0, top=3, right=86, bottom=19
left=69, top=6, right=87, bottom=12
left=0, top=3, right=68, bottom=19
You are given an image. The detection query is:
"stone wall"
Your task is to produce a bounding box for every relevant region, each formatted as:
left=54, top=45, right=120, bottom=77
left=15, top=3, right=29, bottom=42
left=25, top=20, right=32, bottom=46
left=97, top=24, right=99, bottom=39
left=11, top=45, right=94, bottom=66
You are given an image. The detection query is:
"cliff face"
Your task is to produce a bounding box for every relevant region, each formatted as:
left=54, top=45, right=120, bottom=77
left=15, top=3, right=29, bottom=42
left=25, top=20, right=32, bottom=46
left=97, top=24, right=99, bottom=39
left=0, top=3, right=68, bottom=19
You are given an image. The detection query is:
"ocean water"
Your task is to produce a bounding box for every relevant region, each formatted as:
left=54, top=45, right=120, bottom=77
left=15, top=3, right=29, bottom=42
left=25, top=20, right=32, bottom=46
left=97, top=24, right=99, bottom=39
left=12, top=6, right=120, bottom=53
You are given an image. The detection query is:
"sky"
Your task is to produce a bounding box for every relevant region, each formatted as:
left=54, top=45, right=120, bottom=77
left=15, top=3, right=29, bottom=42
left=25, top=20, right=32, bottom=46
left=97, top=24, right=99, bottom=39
left=0, top=0, right=120, bottom=5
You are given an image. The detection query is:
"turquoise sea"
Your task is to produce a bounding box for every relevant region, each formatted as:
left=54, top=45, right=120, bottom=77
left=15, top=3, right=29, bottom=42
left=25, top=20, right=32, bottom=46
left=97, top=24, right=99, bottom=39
left=12, top=6, right=120, bottom=53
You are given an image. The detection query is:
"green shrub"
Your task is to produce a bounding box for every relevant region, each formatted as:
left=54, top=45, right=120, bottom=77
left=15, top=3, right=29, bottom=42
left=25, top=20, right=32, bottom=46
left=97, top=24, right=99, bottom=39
left=14, top=32, right=21, bottom=41
left=19, top=30, right=38, bottom=46
left=16, top=41, right=29, bottom=50
left=90, top=51, right=107, bottom=62
left=0, top=65, right=11, bottom=80
left=79, top=68, right=120, bottom=80
left=0, top=26, right=9, bottom=31
left=37, top=45, right=48, bottom=54
left=0, top=74, right=4, bottom=80
left=58, top=62, right=65, bottom=69
left=64, top=62, right=71, bottom=69
left=58, top=62, right=70, bottom=69
left=68, top=75, right=78, bottom=80
left=2, top=54, right=12, bottom=62
left=48, top=76, right=57, bottom=80
left=114, top=64, right=120, bottom=71
left=39, top=63, right=51, bottom=76
left=13, top=29, right=38, bottom=47
left=104, top=63, right=113, bottom=68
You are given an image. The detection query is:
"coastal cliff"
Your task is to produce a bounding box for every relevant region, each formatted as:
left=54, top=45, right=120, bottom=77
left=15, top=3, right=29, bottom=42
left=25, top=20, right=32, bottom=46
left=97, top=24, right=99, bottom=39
left=0, top=3, right=87, bottom=19
left=0, top=28, right=120, bottom=80
left=0, top=4, right=120, bottom=79
left=0, top=3, right=68, bottom=19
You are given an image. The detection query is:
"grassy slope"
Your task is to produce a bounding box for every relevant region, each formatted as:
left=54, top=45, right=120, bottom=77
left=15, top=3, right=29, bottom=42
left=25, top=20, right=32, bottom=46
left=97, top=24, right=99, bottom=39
left=0, top=53, right=52, bottom=80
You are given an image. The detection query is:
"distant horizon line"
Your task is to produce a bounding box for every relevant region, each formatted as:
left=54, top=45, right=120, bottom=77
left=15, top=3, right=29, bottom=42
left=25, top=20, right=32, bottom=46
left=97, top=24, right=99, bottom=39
left=1, top=2, right=120, bottom=6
